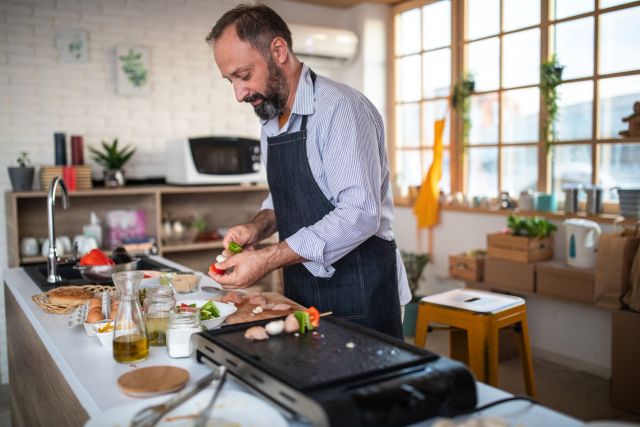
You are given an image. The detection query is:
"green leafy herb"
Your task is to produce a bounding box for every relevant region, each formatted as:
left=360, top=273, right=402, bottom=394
left=507, top=214, right=557, bottom=238
left=541, top=55, right=564, bottom=153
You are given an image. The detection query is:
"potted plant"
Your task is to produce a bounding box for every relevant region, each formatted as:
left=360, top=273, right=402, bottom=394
left=8, top=152, right=35, bottom=191
left=487, top=215, right=557, bottom=263
left=400, top=251, right=430, bottom=337
left=89, top=138, right=136, bottom=188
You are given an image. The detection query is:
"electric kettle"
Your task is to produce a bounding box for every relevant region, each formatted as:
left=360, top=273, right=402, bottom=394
left=563, top=219, right=601, bottom=268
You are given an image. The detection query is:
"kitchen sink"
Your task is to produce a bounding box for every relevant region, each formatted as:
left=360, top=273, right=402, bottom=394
left=24, top=256, right=179, bottom=292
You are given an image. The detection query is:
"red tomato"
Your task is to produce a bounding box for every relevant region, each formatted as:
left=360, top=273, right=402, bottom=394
left=79, top=249, right=112, bottom=266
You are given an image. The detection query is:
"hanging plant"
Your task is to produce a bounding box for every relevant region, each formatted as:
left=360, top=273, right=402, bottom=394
left=452, top=73, right=475, bottom=152
left=540, top=55, right=564, bottom=153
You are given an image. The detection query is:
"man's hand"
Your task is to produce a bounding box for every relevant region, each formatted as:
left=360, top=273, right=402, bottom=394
left=209, top=241, right=306, bottom=289
left=222, top=223, right=260, bottom=254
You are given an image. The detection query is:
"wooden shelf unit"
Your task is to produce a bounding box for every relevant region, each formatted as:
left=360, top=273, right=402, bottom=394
left=5, top=185, right=271, bottom=275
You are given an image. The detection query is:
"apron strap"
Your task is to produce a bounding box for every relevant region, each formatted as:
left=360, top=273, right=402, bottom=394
left=300, top=70, right=317, bottom=131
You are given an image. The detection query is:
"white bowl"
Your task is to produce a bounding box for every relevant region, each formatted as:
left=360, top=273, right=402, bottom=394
left=177, top=299, right=237, bottom=330
left=92, top=320, right=114, bottom=346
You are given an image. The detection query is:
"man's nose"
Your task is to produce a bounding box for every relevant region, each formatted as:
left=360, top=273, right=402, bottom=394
left=234, top=83, right=249, bottom=103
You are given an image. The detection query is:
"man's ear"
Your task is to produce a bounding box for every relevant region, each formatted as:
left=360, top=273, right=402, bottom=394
left=271, top=37, right=289, bottom=65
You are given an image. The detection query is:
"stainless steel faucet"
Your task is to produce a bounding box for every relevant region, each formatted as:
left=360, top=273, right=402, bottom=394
left=47, top=176, right=70, bottom=283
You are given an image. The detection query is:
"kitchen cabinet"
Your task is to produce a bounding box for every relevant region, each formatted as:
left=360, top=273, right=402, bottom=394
left=5, top=184, right=281, bottom=289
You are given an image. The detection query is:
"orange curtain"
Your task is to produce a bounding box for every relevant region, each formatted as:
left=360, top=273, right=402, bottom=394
left=413, top=118, right=445, bottom=228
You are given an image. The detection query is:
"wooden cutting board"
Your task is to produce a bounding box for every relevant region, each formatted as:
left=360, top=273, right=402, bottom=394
left=224, top=292, right=305, bottom=325
left=117, top=366, right=189, bottom=398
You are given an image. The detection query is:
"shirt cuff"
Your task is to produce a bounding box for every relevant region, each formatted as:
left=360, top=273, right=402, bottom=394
left=285, top=228, right=335, bottom=278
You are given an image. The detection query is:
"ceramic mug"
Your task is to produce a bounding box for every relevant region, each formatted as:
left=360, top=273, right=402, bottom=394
left=73, top=235, right=98, bottom=255
left=41, top=237, right=65, bottom=256
left=20, top=237, right=39, bottom=257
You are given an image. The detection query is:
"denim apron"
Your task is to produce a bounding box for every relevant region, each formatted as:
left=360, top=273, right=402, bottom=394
left=266, top=70, right=403, bottom=339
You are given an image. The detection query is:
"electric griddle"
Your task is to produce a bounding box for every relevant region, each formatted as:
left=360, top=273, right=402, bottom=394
left=193, top=316, right=476, bottom=426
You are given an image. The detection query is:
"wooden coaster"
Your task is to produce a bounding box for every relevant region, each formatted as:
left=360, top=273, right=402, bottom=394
left=117, top=366, right=189, bottom=398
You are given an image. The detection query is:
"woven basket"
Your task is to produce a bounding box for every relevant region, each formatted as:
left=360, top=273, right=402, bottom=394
left=32, top=285, right=114, bottom=314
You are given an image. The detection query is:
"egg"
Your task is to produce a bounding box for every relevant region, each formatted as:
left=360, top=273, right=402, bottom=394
left=85, top=309, right=104, bottom=324
left=88, top=298, right=101, bottom=309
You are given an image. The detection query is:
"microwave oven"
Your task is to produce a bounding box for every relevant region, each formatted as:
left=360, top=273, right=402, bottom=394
left=166, top=136, right=266, bottom=185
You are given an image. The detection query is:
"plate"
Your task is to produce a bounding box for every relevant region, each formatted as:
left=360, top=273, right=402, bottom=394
left=85, top=388, right=288, bottom=427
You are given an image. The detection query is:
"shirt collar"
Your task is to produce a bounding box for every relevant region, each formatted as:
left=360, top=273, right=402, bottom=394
left=260, top=64, right=314, bottom=128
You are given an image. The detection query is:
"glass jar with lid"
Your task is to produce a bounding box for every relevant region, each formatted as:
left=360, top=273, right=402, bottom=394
left=166, top=310, right=201, bottom=358
left=143, top=286, right=176, bottom=346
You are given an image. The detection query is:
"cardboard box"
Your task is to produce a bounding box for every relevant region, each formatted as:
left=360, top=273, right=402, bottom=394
left=611, top=309, right=640, bottom=415
left=487, top=233, right=553, bottom=263
left=536, top=261, right=595, bottom=303
left=484, top=257, right=536, bottom=293
left=449, top=253, right=485, bottom=282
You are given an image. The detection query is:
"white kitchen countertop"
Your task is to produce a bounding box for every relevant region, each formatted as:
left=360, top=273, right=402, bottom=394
left=4, top=256, right=584, bottom=426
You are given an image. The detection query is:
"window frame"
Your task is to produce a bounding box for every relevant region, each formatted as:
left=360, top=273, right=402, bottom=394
left=389, top=0, right=640, bottom=209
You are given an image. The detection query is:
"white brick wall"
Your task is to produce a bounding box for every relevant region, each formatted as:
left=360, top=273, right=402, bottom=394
left=0, top=0, right=388, bottom=384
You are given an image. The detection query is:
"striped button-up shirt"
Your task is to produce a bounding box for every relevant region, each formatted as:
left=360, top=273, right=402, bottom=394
left=260, top=65, right=411, bottom=305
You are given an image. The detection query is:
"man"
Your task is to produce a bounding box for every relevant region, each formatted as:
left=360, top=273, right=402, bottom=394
left=206, top=4, right=409, bottom=338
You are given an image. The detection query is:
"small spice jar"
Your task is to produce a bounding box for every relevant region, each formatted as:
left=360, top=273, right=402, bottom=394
left=143, top=286, right=176, bottom=347
left=166, top=310, right=201, bottom=358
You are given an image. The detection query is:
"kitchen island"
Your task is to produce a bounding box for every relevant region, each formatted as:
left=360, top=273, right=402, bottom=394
left=4, top=257, right=583, bottom=427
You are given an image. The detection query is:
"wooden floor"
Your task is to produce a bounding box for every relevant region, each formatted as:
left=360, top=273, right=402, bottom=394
left=410, top=331, right=640, bottom=424
left=0, top=334, right=638, bottom=425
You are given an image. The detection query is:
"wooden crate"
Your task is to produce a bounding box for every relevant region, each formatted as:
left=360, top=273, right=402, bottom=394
left=449, top=253, right=485, bottom=282
left=487, top=232, right=552, bottom=263
left=39, top=165, right=92, bottom=191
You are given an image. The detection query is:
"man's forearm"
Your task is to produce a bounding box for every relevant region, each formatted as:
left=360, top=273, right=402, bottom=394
left=262, top=240, right=306, bottom=271
left=251, top=209, right=278, bottom=242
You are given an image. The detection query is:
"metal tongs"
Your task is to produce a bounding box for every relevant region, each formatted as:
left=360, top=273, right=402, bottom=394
left=130, top=365, right=226, bottom=427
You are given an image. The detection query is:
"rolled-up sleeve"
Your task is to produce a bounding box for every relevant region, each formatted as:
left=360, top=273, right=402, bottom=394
left=285, top=97, right=383, bottom=277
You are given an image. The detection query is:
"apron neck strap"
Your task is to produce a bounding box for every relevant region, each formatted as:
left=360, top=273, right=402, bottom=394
left=300, top=69, right=316, bottom=131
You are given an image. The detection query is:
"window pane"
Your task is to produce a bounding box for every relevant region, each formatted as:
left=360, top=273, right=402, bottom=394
left=396, top=103, right=420, bottom=148
left=502, top=87, right=540, bottom=143
left=551, top=144, right=592, bottom=196
left=469, top=93, right=499, bottom=144
left=502, top=146, right=538, bottom=196
left=467, top=37, right=500, bottom=91
left=601, top=0, right=636, bottom=8
left=423, top=100, right=450, bottom=147
left=503, top=29, right=540, bottom=88
left=467, top=147, right=498, bottom=196
left=554, top=17, right=594, bottom=80
left=423, top=0, right=451, bottom=50
left=599, top=144, right=640, bottom=198
left=467, top=0, right=500, bottom=40
left=396, top=150, right=422, bottom=189
left=396, top=8, right=421, bottom=56
left=503, top=0, right=540, bottom=32
left=396, top=55, right=421, bottom=102
left=553, top=0, right=593, bottom=19
left=422, top=148, right=451, bottom=193
left=599, top=75, right=640, bottom=139
left=599, top=6, right=640, bottom=75
left=556, top=81, right=593, bottom=141
left=423, top=48, right=451, bottom=98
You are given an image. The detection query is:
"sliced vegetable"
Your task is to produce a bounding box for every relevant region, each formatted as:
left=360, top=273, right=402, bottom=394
left=293, top=310, right=314, bottom=335
left=209, top=263, right=225, bottom=275
left=79, top=249, right=114, bottom=266
left=201, top=301, right=220, bottom=319
left=307, top=306, right=320, bottom=328
left=228, top=242, right=243, bottom=254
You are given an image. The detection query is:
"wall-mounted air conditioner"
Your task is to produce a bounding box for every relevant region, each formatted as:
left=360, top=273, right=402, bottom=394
left=289, top=24, right=358, bottom=62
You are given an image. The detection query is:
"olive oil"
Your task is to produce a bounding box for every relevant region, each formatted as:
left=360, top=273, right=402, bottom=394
left=146, top=313, right=169, bottom=346
left=113, top=334, right=149, bottom=363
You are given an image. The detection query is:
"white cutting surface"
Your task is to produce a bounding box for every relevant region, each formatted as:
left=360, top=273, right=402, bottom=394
left=4, top=256, right=584, bottom=426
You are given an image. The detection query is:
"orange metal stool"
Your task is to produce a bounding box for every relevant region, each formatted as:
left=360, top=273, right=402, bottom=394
left=415, top=288, right=536, bottom=397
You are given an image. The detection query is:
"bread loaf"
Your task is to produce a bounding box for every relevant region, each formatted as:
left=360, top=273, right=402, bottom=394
left=48, top=287, right=94, bottom=305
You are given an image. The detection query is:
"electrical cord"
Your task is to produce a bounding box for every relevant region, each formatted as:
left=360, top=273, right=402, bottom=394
left=461, top=396, right=539, bottom=415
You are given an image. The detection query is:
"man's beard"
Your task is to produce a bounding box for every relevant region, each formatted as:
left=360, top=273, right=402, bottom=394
left=244, top=60, right=288, bottom=121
